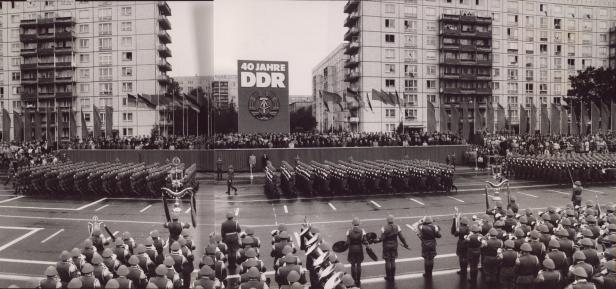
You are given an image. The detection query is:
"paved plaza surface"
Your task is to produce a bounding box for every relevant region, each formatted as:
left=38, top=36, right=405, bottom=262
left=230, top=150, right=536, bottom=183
left=0, top=168, right=615, bottom=288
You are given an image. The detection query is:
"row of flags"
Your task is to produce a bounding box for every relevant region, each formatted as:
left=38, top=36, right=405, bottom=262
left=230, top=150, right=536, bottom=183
left=318, top=89, right=616, bottom=136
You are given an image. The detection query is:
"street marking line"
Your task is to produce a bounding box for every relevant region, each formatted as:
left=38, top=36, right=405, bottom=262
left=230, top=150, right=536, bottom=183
left=0, top=196, right=24, bottom=204
left=0, top=258, right=55, bottom=266
left=517, top=192, right=538, bottom=198
left=75, top=198, right=108, bottom=211
left=362, top=268, right=458, bottom=284
left=283, top=205, right=288, bottom=214
left=94, top=204, right=109, bottom=212
left=41, top=229, right=64, bottom=243
left=139, top=205, right=153, bottom=213
left=447, top=196, right=465, bottom=203
left=369, top=200, right=382, bottom=208
left=547, top=189, right=570, bottom=196
left=409, top=198, right=424, bottom=206
left=0, top=214, right=163, bottom=225
left=328, top=202, right=337, bottom=211
left=587, top=189, right=607, bottom=195
left=0, top=272, right=42, bottom=282
left=185, top=208, right=191, bottom=214
left=0, top=227, right=44, bottom=252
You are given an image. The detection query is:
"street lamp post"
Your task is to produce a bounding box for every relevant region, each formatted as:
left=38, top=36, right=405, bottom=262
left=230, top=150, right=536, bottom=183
left=475, top=148, right=479, bottom=171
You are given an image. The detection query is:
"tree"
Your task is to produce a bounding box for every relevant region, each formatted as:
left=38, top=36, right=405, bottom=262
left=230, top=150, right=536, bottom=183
left=290, top=107, right=317, bottom=132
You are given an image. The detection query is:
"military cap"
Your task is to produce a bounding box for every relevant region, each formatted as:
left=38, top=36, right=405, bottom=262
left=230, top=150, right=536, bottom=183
left=60, top=250, right=71, bottom=261
left=178, top=237, right=187, bottom=246
left=310, top=227, right=320, bottom=234
left=423, top=216, right=433, bottom=224
left=278, top=224, right=288, bottom=232
left=352, top=217, right=360, bottom=226
left=387, top=215, right=395, bottom=223
left=135, top=244, right=146, bottom=254
left=67, top=278, right=82, bottom=289
left=81, top=263, right=94, bottom=274
left=572, top=266, right=587, bottom=278
left=128, top=255, right=139, bottom=266
left=105, top=279, right=120, bottom=289
left=281, top=245, right=293, bottom=256
left=247, top=267, right=260, bottom=279
left=115, top=239, right=125, bottom=247
left=246, top=227, right=255, bottom=235
left=608, top=224, right=616, bottom=231
left=91, top=253, right=103, bottom=265
left=144, top=237, right=154, bottom=246
left=287, top=271, right=300, bottom=283
left=117, top=265, right=129, bottom=276
left=245, top=248, right=257, bottom=258
left=543, top=259, right=556, bottom=270
left=70, top=248, right=81, bottom=258
left=548, top=239, right=560, bottom=249
left=488, top=228, right=498, bottom=236
left=84, top=239, right=93, bottom=248
left=494, top=220, right=505, bottom=228
left=510, top=196, right=517, bottom=202
left=514, top=228, right=526, bottom=238
left=541, top=214, right=551, bottom=221
left=607, top=234, right=616, bottom=244
left=504, top=240, right=515, bottom=249
left=170, top=242, right=181, bottom=251
left=342, top=274, right=355, bottom=287
left=44, top=266, right=58, bottom=277
left=520, top=243, right=532, bottom=252
left=573, top=251, right=586, bottom=262
left=182, top=230, right=190, bottom=238
left=212, top=234, right=222, bottom=243
left=279, top=231, right=290, bottom=240
left=586, top=200, right=594, bottom=207
left=519, top=216, right=528, bottom=224
left=580, top=238, right=594, bottom=247
left=547, top=206, right=555, bottom=213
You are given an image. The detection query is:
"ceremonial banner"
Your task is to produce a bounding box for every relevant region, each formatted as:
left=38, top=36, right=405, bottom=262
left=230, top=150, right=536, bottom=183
left=70, top=109, right=77, bottom=139
left=427, top=101, right=436, bottom=132
left=451, top=106, right=460, bottom=135
left=381, top=90, right=397, bottom=106
left=462, top=101, right=470, bottom=140
left=540, top=106, right=549, bottom=135
left=439, top=104, right=447, bottom=132
left=474, top=100, right=482, bottom=132
left=24, top=110, right=32, bottom=141
left=366, top=93, right=373, bottom=112
left=591, top=101, right=600, bottom=134
left=13, top=111, right=23, bottom=142
left=530, top=103, right=537, bottom=135
left=238, top=60, right=290, bottom=133
left=2, top=109, right=10, bottom=142
left=322, top=90, right=343, bottom=111
left=104, top=106, right=113, bottom=138
left=580, top=101, right=588, bottom=135
left=496, top=104, right=505, bottom=131
left=93, top=105, right=101, bottom=138
left=550, top=104, right=561, bottom=135
left=612, top=100, right=616, bottom=131
left=81, top=110, right=88, bottom=139
left=34, top=110, right=41, bottom=140
left=519, top=105, right=528, bottom=135
left=571, top=100, right=579, bottom=135
left=46, top=107, right=53, bottom=141
left=560, top=105, right=568, bottom=135
left=486, top=103, right=494, bottom=133
left=601, top=101, right=610, bottom=133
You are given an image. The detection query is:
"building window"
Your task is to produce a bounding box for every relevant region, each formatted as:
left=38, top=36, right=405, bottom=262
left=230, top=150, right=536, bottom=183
left=426, top=80, right=436, bottom=89
left=99, top=8, right=112, bottom=20
left=554, top=19, right=561, bottom=29
left=385, top=49, right=394, bottom=59
left=385, top=4, right=395, bottom=13
left=386, top=124, right=396, bottom=131
left=122, top=67, right=133, bottom=76
left=99, top=54, right=112, bottom=66
left=427, top=66, right=436, bottom=75
left=525, top=83, right=533, bottom=93
left=427, top=94, right=436, bottom=103
left=99, top=68, right=112, bottom=80
left=121, top=6, right=132, bottom=16
left=99, top=38, right=112, bottom=50
left=79, top=69, right=90, bottom=79
left=385, top=19, right=395, bottom=28
left=385, top=79, right=395, bottom=88
left=404, top=94, right=418, bottom=106
left=11, top=15, right=20, bottom=23
left=121, top=22, right=132, bottom=32
left=122, top=52, right=133, bottom=61
left=84, top=113, right=91, bottom=122
left=385, top=64, right=395, bottom=73
left=79, top=54, right=90, bottom=63
left=405, top=109, right=417, bottom=120
left=99, top=23, right=111, bottom=35
left=404, top=79, right=417, bottom=92
left=80, top=84, right=90, bottom=93
left=100, top=83, right=112, bottom=96
left=78, top=24, right=88, bottom=34
left=79, top=39, right=89, bottom=48
left=122, top=82, right=133, bottom=92
left=121, top=37, right=132, bottom=48
left=385, top=34, right=395, bottom=43
left=11, top=72, right=20, bottom=81
left=10, top=58, right=20, bottom=66
left=385, top=109, right=396, bottom=118
left=122, top=113, right=133, bottom=122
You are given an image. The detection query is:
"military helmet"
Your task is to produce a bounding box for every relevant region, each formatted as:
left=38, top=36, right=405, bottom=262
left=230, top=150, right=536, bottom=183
left=287, top=270, right=300, bottom=283
left=67, top=278, right=82, bottom=289
left=386, top=215, right=395, bottom=223
left=91, top=253, right=103, bottom=265
left=155, top=264, right=167, bottom=276
left=504, top=240, right=515, bottom=249
left=543, top=259, right=556, bottom=270
left=352, top=217, right=360, bottom=226
left=105, top=279, right=120, bottom=289
left=117, top=265, right=129, bottom=276
left=548, top=239, right=560, bottom=249
left=423, top=216, right=433, bottom=224
left=488, top=228, right=498, bottom=236
left=44, top=266, right=58, bottom=277
left=572, top=266, right=587, bottom=278
left=520, top=243, right=532, bottom=252
left=342, top=274, right=355, bottom=287
left=60, top=250, right=71, bottom=261
left=573, top=251, right=586, bottom=262
left=81, top=263, right=94, bottom=274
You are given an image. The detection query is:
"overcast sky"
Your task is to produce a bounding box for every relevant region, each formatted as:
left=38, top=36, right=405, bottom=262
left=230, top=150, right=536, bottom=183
left=169, top=0, right=346, bottom=96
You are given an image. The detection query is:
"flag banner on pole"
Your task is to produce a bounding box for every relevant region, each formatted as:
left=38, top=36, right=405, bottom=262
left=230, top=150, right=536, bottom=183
left=380, top=90, right=393, bottom=106
left=529, top=103, right=537, bottom=135
left=439, top=104, right=447, bottom=132
left=550, top=103, right=561, bottom=135
left=127, top=93, right=137, bottom=107
left=346, top=88, right=364, bottom=109
left=105, top=106, right=113, bottom=139
left=13, top=111, right=23, bottom=142
left=137, top=94, right=157, bottom=108
left=366, top=93, right=373, bottom=112
left=34, top=109, right=42, bottom=140
left=427, top=101, right=436, bottom=132
left=580, top=101, right=588, bottom=135
left=519, top=105, right=528, bottom=135
left=2, top=109, right=10, bottom=142
left=93, top=105, right=101, bottom=139
left=81, top=109, right=88, bottom=140
left=46, top=106, right=53, bottom=141
left=601, top=101, right=610, bottom=133
left=320, top=91, right=330, bottom=112
left=451, top=105, right=460, bottom=135
left=69, top=109, right=77, bottom=139
left=560, top=105, right=568, bottom=135
left=496, top=104, right=505, bottom=131
left=24, top=110, right=31, bottom=142
left=591, top=101, right=600, bottom=134
left=461, top=101, right=470, bottom=140
left=474, top=100, right=482, bottom=132
left=394, top=90, right=402, bottom=108
left=371, top=89, right=387, bottom=105
left=612, top=100, right=616, bottom=131
left=571, top=100, right=579, bottom=136
left=540, top=105, right=550, bottom=135
left=486, top=103, right=494, bottom=133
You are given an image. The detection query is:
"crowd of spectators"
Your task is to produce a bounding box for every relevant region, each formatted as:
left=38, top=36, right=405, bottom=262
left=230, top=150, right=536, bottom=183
left=0, top=142, right=61, bottom=171
left=476, top=133, right=616, bottom=156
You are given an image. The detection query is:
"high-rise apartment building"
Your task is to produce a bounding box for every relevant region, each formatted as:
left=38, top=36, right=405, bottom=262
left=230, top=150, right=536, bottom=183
left=610, top=27, right=616, bottom=68
left=319, top=0, right=616, bottom=133
left=175, top=75, right=212, bottom=96
left=211, top=75, right=237, bottom=109
left=0, top=0, right=172, bottom=140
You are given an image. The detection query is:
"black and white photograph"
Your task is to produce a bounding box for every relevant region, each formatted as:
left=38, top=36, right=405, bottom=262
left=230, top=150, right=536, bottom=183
left=1, top=0, right=616, bottom=289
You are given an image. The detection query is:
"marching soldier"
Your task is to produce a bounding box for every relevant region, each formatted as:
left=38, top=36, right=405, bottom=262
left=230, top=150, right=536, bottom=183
left=39, top=266, right=62, bottom=289
left=78, top=263, right=102, bottom=289
left=375, top=215, right=409, bottom=281
left=451, top=215, right=470, bottom=276
left=221, top=211, right=241, bottom=272
left=345, top=217, right=368, bottom=287
left=216, top=157, right=223, bottom=181
left=566, top=267, right=596, bottom=289
left=418, top=216, right=441, bottom=279
left=146, top=265, right=173, bottom=289
left=226, top=165, right=238, bottom=195
left=91, top=253, right=113, bottom=286
left=515, top=243, right=540, bottom=289
left=498, top=240, right=518, bottom=289
left=482, top=228, right=503, bottom=285
left=535, top=259, right=561, bottom=289
left=56, top=250, right=80, bottom=287
left=163, top=213, right=190, bottom=250
left=572, top=181, right=583, bottom=208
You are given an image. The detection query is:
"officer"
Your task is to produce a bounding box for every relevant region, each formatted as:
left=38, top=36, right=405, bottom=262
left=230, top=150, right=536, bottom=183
left=466, top=224, right=484, bottom=284
left=515, top=243, right=540, bottom=289
left=418, top=216, right=441, bottom=279
left=226, top=165, right=238, bottom=195
left=345, top=217, right=367, bottom=287
left=216, top=157, right=223, bottom=181
left=39, top=266, right=62, bottom=289
left=451, top=215, right=470, bottom=276
left=56, top=250, right=80, bottom=287
left=221, top=211, right=241, bottom=272
left=376, top=215, right=409, bottom=281
left=164, top=213, right=190, bottom=250
left=147, top=264, right=173, bottom=289
left=482, top=228, right=503, bottom=285
left=498, top=240, right=518, bottom=289
left=572, top=181, right=583, bottom=208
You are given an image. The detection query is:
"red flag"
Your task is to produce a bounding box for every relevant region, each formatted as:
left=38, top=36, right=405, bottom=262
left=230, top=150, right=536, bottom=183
left=34, top=109, right=42, bottom=140
left=461, top=101, right=470, bottom=140
left=591, top=101, right=600, bottom=134
left=560, top=105, right=568, bottom=135
left=427, top=101, right=436, bottom=132
left=451, top=106, right=460, bottom=134
left=105, top=106, right=113, bottom=139
left=571, top=100, right=579, bottom=135
left=2, top=109, right=10, bottom=142
left=551, top=103, right=561, bottom=135
left=580, top=101, right=588, bottom=135
left=530, top=103, right=537, bottom=135
left=93, top=106, right=101, bottom=139
left=496, top=104, right=505, bottom=131
left=519, top=104, right=528, bottom=135
left=439, top=104, right=447, bottom=132
left=486, top=103, right=494, bottom=133
left=13, top=111, right=23, bottom=142
left=540, top=105, right=550, bottom=135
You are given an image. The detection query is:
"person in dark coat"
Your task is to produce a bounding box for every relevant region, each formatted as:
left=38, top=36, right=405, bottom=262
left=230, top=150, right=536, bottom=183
left=418, top=216, right=441, bottom=279
left=451, top=215, right=470, bottom=276
left=226, top=165, right=237, bottom=195
left=375, top=215, right=409, bottom=282
left=345, top=217, right=368, bottom=287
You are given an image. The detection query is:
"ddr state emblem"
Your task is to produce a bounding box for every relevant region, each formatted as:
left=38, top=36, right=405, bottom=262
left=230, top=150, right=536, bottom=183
left=248, top=90, right=280, bottom=121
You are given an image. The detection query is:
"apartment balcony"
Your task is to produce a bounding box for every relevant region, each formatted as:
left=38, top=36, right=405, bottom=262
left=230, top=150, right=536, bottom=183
left=460, top=73, right=476, bottom=80
left=439, top=43, right=460, bottom=50
left=20, top=48, right=37, bottom=56
left=54, top=46, right=73, bottom=55
left=158, top=30, right=172, bottom=44
left=440, top=74, right=460, bottom=80
left=20, top=33, right=38, bottom=42
left=158, top=1, right=171, bottom=16
left=21, top=77, right=37, bottom=85
left=344, top=27, right=359, bottom=41
left=440, top=29, right=460, bottom=36
left=476, top=17, right=492, bottom=25
left=37, top=33, right=55, bottom=41
left=37, top=47, right=55, bottom=55
left=476, top=75, right=492, bottom=81
left=20, top=19, right=38, bottom=28
left=55, top=76, right=75, bottom=84
left=344, top=58, right=359, bottom=68
left=344, top=71, right=360, bottom=82
left=54, top=16, right=75, bottom=26
left=39, top=77, right=55, bottom=84
left=158, top=15, right=171, bottom=30
left=440, top=58, right=460, bottom=65
left=21, top=91, right=37, bottom=101
left=460, top=44, right=476, bottom=52
left=157, top=74, right=171, bottom=84
left=344, top=42, right=360, bottom=55
left=158, top=60, right=172, bottom=71
left=55, top=91, right=74, bottom=99
left=475, top=31, right=492, bottom=38
left=460, top=30, right=476, bottom=37
left=441, top=87, right=461, bottom=94
left=38, top=91, right=55, bottom=99
left=440, top=14, right=461, bottom=23
left=20, top=63, right=38, bottom=71
left=344, top=13, right=360, bottom=28
left=476, top=46, right=492, bottom=52
left=55, top=62, right=75, bottom=69
left=476, top=59, right=492, bottom=66
left=343, top=0, right=359, bottom=13
left=158, top=45, right=172, bottom=58
left=476, top=88, right=492, bottom=94
left=55, top=30, right=76, bottom=40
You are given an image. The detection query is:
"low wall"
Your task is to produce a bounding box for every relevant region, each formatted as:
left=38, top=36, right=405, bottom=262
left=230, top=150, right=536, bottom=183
left=61, top=145, right=469, bottom=172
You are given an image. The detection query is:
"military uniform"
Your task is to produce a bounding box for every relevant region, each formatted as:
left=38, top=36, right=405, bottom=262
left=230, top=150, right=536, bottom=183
left=515, top=243, right=540, bottom=289
left=345, top=218, right=367, bottom=287
left=221, top=212, right=241, bottom=272
left=418, top=216, right=441, bottom=279
left=378, top=215, right=409, bottom=281
left=451, top=216, right=470, bottom=276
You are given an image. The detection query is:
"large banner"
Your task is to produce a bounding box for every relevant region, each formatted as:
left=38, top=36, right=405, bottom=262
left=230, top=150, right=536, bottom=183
left=237, top=60, right=290, bottom=133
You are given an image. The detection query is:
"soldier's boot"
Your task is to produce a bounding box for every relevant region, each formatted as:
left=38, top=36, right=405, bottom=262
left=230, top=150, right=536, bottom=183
left=469, top=266, right=478, bottom=284
left=423, top=258, right=434, bottom=279
left=457, top=258, right=468, bottom=276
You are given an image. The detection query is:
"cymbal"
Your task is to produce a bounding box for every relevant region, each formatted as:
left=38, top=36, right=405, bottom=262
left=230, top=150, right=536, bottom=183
left=332, top=241, right=348, bottom=253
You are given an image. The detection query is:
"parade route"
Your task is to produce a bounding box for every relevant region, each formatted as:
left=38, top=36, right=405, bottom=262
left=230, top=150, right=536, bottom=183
left=0, top=170, right=614, bottom=288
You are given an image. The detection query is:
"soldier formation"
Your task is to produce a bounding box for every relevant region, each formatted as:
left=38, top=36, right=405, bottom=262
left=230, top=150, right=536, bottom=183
left=264, top=158, right=455, bottom=198
left=505, top=152, right=616, bottom=183
left=450, top=196, right=616, bottom=289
